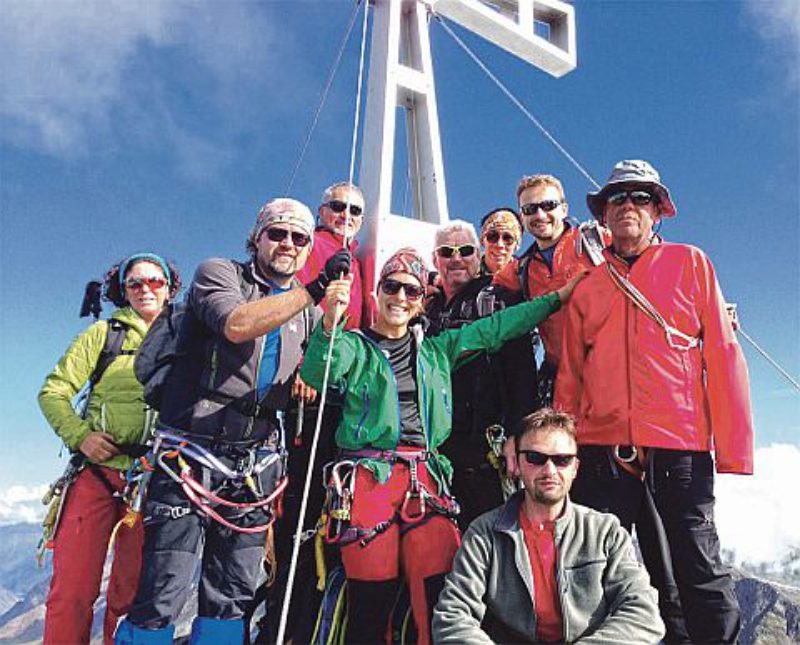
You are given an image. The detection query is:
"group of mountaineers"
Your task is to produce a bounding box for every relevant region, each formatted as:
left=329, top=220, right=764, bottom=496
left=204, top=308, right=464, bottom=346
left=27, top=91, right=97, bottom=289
left=37, top=158, right=754, bottom=644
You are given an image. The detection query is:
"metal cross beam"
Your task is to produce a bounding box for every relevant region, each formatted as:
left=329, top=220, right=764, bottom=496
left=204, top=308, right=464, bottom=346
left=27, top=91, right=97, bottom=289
left=358, top=0, right=576, bottom=293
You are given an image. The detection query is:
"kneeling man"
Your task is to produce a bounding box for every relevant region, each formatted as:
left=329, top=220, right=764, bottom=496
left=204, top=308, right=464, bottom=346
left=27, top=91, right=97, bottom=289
left=433, top=409, right=664, bottom=644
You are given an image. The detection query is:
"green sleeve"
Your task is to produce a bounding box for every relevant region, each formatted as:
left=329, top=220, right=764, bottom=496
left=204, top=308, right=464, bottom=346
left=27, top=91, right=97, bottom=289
left=300, top=318, right=360, bottom=390
left=38, top=321, right=107, bottom=451
left=436, top=292, right=561, bottom=370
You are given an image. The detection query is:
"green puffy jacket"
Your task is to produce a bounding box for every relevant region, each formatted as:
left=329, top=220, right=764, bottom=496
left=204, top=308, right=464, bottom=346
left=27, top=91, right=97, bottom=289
left=300, top=292, right=560, bottom=489
left=38, top=307, right=152, bottom=471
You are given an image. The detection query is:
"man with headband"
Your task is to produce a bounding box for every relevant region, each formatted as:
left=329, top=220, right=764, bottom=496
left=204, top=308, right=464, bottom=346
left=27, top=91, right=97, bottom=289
left=426, top=219, right=538, bottom=529
left=118, top=198, right=350, bottom=644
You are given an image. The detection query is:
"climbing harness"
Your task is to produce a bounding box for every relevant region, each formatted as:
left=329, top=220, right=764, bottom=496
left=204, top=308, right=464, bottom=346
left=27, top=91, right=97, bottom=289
left=36, top=452, right=87, bottom=565
left=144, top=429, right=288, bottom=535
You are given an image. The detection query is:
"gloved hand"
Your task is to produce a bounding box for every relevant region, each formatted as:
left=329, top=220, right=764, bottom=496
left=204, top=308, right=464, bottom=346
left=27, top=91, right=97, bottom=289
left=306, top=249, right=352, bottom=305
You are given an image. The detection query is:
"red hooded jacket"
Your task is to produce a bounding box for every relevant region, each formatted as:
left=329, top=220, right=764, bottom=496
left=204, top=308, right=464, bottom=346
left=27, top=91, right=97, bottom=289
left=554, top=242, right=753, bottom=474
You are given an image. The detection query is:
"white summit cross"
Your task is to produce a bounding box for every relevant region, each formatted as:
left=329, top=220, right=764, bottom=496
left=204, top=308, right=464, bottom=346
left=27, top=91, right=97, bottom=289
left=357, top=0, right=577, bottom=292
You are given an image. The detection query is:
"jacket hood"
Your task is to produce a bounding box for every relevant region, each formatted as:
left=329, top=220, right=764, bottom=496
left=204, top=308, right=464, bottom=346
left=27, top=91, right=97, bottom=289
left=111, top=306, right=150, bottom=337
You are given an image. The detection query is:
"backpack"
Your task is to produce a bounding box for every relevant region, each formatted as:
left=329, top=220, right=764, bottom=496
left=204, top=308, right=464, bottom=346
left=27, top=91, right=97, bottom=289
left=134, top=261, right=315, bottom=410
left=75, top=319, right=132, bottom=418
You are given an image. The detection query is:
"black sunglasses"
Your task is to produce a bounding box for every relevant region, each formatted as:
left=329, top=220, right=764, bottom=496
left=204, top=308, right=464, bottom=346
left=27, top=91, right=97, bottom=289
left=381, top=278, right=425, bottom=301
left=435, top=244, right=476, bottom=259
left=326, top=200, right=363, bottom=217
left=265, top=227, right=311, bottom=248
left=518, top=449, right=576, bottom=468
left=485, top=230, right=517, bottom=245
left=606, top=190, right=657, bottom=207
left=520, top=200, right=562, bottom=216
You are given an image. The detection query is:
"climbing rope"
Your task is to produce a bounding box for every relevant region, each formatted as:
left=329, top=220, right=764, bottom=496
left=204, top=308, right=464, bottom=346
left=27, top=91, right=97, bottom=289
left=738, top=326, right=800, bottom=392
left=284, top=0, right=363, bottom=196
left=432, top=11, right=601, bottom=190
left=276, top=1, right=370, bottom=642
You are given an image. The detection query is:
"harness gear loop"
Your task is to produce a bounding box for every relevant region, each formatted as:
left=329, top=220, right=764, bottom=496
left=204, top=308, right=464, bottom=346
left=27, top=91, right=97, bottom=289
left=612, top=445, right=649, bottom=481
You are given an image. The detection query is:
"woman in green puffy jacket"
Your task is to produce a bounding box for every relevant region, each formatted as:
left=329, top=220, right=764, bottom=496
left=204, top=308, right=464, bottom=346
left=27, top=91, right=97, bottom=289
left=300, top=247, right=583, bottom=645
left=38, top=253, right=181, bottom=645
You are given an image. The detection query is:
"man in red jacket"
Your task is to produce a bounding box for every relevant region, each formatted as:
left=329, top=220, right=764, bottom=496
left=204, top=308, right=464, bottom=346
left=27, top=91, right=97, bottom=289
left=494, top=174, right=607, bottom=407
left=295, top=181, right=373, bottom=329
left=555, top=159, right=753, bottom=643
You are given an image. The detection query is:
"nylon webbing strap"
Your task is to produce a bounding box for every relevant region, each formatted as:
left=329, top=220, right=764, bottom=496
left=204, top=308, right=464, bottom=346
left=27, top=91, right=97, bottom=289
left=606, top=263, right=699, bottom=351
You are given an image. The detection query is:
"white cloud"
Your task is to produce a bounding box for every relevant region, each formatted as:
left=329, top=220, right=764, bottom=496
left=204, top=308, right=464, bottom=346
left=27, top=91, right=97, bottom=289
left=0, top=0, right=282, bottom=167
left=742, top=0, right=800, bottom=90
left=0, top=484, right=48, bottom=526
left=716, top=443, right=800, bottom=566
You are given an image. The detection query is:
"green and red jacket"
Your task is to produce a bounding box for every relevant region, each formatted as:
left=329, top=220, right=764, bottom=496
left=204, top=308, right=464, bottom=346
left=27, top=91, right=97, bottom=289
left=300, top=293, right=561, bottom=489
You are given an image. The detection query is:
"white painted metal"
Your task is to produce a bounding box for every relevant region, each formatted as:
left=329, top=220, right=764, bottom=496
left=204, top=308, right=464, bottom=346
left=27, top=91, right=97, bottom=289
left=357, top=0, right=577, bottom=295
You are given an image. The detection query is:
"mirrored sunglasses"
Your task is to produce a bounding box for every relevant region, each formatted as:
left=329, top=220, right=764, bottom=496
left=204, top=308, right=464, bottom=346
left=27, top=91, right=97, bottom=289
left=518, top=449, right=576, bottom=468
left=381, top=278, right=424, bottom=301
left=265, top=227, right=311, bottom=247
left=435, top=244, right=476, bottom=259
left=124, top=276, right=167, bottom=292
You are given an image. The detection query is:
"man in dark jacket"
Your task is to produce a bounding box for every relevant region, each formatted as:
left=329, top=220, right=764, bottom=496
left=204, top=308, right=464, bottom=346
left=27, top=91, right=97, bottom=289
left=426, top=219, right=538, bottom=529
left=117, top=198, right=350, bottom=644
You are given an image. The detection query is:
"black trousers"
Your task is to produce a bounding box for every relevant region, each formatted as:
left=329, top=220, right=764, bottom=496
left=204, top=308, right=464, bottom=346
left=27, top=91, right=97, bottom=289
left=571, top=446, right=740, bottom=644
left=127, top=470, right=271, bottom=630
left=449, top=463, right=504, bottom=531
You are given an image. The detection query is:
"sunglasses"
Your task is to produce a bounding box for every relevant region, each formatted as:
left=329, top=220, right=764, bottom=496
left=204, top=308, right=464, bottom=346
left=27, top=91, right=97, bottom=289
left=326, top=200, right=363, bottom=217
left=381, top=278, right=425, bottom=301
left=265, top=227, right=311, bottom=248
left=485, top=230, right=517, bottom=245
left=518, top=449, right=576, bottom=468
left=435, top=244, right=476, bottom=259
left=124, top=276, right=168, bottom=292
left=606, top=190, right=657, bottom=207
left=520, top=200, right=562, bottom=216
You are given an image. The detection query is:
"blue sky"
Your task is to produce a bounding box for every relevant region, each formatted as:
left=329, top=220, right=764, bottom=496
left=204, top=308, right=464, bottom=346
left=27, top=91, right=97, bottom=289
left=1, top=0, right=798, bottom=509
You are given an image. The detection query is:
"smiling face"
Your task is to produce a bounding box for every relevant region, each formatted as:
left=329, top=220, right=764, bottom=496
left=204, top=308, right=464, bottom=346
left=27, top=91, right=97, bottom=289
left=518, top=427, right=579, bottom=509
left=603, top=184, right=660, bottom=255
left=481, top=225, right=519, bottom=274
left=433, top=229, right=480, bottom=297
left=319, top=185, right=365, bottom=239
left=123, top=261, right=169, bottom=324
left=518, top=182, right=568, bottom=249
left=256, top=223, right=312, bottom=281
left=374, top=271, right=424, bottom=338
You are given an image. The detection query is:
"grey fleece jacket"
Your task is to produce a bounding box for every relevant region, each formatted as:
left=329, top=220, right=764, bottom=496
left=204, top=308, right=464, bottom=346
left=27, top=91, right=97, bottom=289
left=433, top=492, right=665, bottom=644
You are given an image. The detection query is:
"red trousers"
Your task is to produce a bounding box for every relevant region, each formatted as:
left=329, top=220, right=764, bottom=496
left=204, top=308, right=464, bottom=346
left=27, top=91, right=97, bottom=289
left=341, top=458, right=460, bottom=645
left=44, top=466, right=144, bottom=645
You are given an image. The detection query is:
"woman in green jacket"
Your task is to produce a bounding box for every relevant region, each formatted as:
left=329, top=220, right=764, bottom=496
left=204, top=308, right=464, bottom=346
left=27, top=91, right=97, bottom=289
left=300, top=247, right=582, bottom=645
left=38, top=253, right=181, bottom=645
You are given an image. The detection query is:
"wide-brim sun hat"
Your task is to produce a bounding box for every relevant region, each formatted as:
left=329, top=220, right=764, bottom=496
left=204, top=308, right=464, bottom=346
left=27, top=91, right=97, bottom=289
left=587, top=159, right=677, bottom=221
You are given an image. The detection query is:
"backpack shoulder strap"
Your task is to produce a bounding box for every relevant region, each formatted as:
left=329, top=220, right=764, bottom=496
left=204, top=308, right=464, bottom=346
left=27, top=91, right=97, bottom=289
left=88, top=319, right=131, bottom=387
left=517, top=253, right=533, bottom=301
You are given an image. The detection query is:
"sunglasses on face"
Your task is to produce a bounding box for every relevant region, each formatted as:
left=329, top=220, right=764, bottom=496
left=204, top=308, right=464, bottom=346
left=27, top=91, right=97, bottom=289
left=606, top=190, right=657, bottom=207
left=520, top=200, right=562, bottom=216
left=381, top=278, right=425, bottom=301
left=124, top=276, right=168, bottom=292
left=518, top=449, right=576, bottom=468
left=485, top=230, right=517, bottom=245
left=435, top=244, right=476, bottom=259
left=264, top=227, right=311, bottom=248
left=326, top=200, right=363, bottom=217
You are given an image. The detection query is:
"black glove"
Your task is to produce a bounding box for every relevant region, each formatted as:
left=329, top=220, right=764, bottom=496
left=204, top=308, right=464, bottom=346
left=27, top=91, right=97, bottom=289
left=305, top=249, right=352, bottom=305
